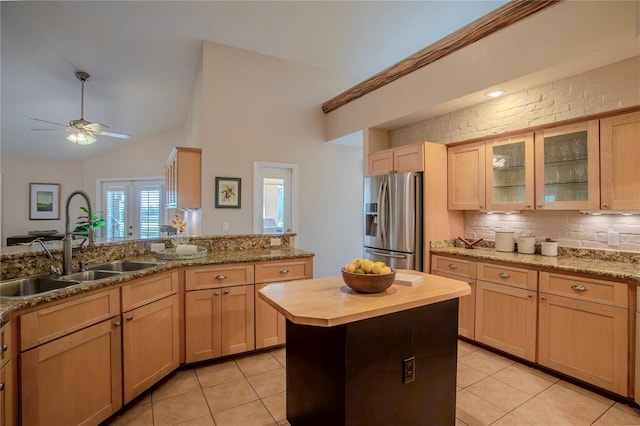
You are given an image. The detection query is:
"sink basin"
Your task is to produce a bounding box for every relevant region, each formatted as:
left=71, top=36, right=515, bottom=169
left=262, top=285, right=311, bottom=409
left=86, top=260, right=162, bottom=272
left=0, top=275, right=79, bottom=299
left=60, top=270, right=122, bottom=281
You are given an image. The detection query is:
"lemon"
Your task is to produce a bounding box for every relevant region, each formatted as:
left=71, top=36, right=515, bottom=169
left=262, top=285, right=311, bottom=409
left=371, top=263, right=383, bottom=274
left=380, top=266, right=392, bottom=274
left=361, top=259, right=374, bottom=273
left=344, top=263, right=356, bottom=273
left=352, top=259, right=362, bottom=268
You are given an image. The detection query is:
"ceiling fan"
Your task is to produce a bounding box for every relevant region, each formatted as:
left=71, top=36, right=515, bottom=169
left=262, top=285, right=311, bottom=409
left=30, top=71, right=132, bottom=145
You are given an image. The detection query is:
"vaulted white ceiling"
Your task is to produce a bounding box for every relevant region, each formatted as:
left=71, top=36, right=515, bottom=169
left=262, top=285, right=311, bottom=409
left=1, top=0, right=508, bottom=160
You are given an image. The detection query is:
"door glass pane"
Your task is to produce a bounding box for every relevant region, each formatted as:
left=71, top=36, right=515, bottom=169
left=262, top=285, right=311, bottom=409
left=263, top=178, right=284, bottom=234
left=106, top=190, right=126, bottom=241
left=138, top=188, right=161, bottom=239
left=491, top=141, right=526, bottom=203
left=543, top=131, right=588, bottom=202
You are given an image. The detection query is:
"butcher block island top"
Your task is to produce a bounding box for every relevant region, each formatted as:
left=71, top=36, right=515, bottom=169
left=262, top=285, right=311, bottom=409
left=258, top=269, right=471, bottom=327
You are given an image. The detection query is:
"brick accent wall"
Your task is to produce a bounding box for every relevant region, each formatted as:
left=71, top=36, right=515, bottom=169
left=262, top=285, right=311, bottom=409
left=389, top=57, right=640, bottom=253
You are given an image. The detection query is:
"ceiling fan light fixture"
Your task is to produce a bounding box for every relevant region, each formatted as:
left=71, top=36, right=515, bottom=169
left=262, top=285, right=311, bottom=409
left=67, top=130, right=96, bottom=145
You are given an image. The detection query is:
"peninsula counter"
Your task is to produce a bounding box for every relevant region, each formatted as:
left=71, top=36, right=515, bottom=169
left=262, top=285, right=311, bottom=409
left=259, top=270, right=470, bottom=426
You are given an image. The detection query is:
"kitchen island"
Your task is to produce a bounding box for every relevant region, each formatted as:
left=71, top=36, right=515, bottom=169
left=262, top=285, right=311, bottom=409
left=259, top=270, right=470, bottom=426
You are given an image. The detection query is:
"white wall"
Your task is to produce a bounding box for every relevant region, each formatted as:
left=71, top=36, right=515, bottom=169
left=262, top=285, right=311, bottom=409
left=200, top=41, right=362, bottom=277
left=0, top=156, right=84, bottom=246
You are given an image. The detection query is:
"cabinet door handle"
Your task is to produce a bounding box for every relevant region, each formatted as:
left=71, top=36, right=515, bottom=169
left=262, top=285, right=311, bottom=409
left=479, top=204, right=484, bottom=209
left=527, top=293, right=533, bottom=298
left=0, top=383, right=4, bottom=391
left=498, top=272, right=510, bottom=279
left=0, top=344, right=7, bottom=353
left=214, top=291, right=220, bottom=296
left=113, top=321, right=121, bottom=328
left=215, top=274, right=227, bottom=280
left=280, top=268, right=290, bottom=274
left=537, top=203, right=543, bottom=208
left=571, top=284, right=588, bottom=292
left=448, top=264, right=458, bottom=270
left=126, top=315, right=134, bottom=321
left=602, top=203, right=609, bottom=208
left=223, top=289, right=230, bottom=295
left=540, top=296, right=546, bottom=300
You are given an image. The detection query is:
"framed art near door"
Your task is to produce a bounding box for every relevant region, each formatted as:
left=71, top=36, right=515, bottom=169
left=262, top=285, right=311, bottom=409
left=215, top=177, right=241, bottom=208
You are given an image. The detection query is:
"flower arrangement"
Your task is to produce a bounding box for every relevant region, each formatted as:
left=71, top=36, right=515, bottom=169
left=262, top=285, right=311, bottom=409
left=172, top=214, right=187, bottom=234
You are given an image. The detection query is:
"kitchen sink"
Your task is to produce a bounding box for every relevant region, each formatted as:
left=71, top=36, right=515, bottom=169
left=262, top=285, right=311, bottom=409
left=86, top=260, right=162, bottom=272
left=59, top=270, right=122, bottom=281
left=0, top=275, right=79, bottom=299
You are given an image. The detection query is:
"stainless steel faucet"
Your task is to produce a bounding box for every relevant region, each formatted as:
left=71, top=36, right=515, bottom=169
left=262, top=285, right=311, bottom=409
left=31, top=238, right=62, bottom=276
left=63, top=190, right=95, bottom=274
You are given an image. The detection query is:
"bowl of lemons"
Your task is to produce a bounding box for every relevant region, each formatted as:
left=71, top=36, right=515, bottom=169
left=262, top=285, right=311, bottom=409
left=342, top=259, right=395, bottom=293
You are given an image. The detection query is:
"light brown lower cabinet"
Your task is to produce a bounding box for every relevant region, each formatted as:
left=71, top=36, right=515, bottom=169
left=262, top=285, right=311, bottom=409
left=255, top=283, right=286, bottom=348
left=122, top=294, right=180, bottom=403
left=185, top=284, right=255, bottom=363
left=431, top=255, right=477, bottom=339
left=20, top=318, right=122, bottom=426
left=538, top=271, right=628, bottom=395
left=0, top=359, right=13, bottom=426
left=474, top=280, right=537, bottom=362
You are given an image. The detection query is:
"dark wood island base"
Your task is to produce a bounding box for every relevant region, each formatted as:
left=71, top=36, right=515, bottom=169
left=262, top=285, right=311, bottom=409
left=286, top=298, right=459, bottom=426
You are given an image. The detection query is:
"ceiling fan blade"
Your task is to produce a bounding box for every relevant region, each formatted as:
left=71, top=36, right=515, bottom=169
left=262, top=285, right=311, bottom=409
left=30, top=128, right=68, bottom=131
left=98, top=130, right=132, bottom=140
left=29, top=117, right=67, bottom=127
left=85, top=122, right=109, bottom=131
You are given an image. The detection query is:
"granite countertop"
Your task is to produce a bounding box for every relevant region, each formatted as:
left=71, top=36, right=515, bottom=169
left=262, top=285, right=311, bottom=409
left=258, top=270, right=470, bottom=327
left=0, top=247, right=313, bottom=323
left=430, top=246, right=640, bottom=282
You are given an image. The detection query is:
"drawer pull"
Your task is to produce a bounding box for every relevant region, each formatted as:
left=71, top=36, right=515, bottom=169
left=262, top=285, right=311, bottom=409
left=571, top=284, right=588, bottom=292
left=113, top=321, right=121, bottom=328
left=280, top=268, right=290, bottom=274
left=215, top=274, right=227, bottom=280
left=540, top=296, right=547, bottom=300
left=498, top=272, right=510, bottom=279
left=527, top=293, right=533, bottom=298
left=0, top=344, right=7, bottom=353
left=0, top=383, right=4, bottom=391
left=214, top=291, right=220, bottom=296
left=448, top=264, right=458, bottom=270
left=224, top=289, right=230, bottom=295
left=126, top=315, right=134, bottom=321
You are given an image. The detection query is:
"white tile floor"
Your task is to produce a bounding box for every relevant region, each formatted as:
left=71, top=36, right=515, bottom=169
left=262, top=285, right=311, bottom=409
left=104, top=340, right=640, bottom=425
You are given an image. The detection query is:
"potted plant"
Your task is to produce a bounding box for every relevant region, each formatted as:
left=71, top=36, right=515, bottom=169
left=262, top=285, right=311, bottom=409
left=73, top=206, right=106, bottom=235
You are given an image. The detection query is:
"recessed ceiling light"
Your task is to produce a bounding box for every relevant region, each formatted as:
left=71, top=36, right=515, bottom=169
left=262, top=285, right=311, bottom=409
left=485, top=90, right=505, bottom=98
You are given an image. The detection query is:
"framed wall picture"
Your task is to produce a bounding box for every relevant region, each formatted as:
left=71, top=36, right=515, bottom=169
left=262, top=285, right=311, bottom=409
left=30, top=183, right=61, bottom=220
left=215, top=177, right=241, bottom=208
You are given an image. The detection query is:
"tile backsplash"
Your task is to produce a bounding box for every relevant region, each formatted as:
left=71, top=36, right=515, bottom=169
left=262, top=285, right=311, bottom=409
left=463, top=210, right=640, bottom=253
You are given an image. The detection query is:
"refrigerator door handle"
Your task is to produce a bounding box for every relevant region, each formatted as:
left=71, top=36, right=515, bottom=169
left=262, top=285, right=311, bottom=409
left=365, top=248, right=408, bottom=260
left=380, top=181, right=388, bottom=244
left=376, top=180, right=384, bottom=240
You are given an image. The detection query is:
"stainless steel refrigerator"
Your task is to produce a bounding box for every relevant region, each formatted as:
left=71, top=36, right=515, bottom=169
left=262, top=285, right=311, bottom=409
left=363, top=172, right=423, bottom=271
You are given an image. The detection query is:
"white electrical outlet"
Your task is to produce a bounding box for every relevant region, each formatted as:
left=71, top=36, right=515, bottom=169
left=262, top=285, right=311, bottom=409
left=270, top=238, right=281, bottom=246
left=222, top=222, right=229, bottom=233
left=607, top=230, right=620, bottom=246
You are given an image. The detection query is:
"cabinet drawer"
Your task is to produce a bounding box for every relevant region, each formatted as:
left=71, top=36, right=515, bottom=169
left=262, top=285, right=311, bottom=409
left=431, top=255, right=476, bottom=279
left=255, top=258, right=313, bottom=283
left=539, top=272, right=627, bottom=308
left=185, top=264, right=254, bottom=290
left=0, top=320, right=11, bottom=366
left=20, top=288, right=120, bottom=352
left=121, top=270, right=178, bottom=312
left=478, top=262, right=537, bottom=290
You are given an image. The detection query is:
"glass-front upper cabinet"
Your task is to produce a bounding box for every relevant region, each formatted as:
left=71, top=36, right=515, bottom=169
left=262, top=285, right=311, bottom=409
left=534, top=120, right=600, bottom=210
left=485, top=133, right=534, bottom=211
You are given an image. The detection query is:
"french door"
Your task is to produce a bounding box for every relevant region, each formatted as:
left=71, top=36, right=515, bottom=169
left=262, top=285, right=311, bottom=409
left=100, top=179, right=164, bottom=240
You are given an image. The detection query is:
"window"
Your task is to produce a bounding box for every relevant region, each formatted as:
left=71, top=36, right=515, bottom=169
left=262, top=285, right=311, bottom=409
left=100, top=178, right=164, bottom=240
left=253, top=162, right=298, bottom=234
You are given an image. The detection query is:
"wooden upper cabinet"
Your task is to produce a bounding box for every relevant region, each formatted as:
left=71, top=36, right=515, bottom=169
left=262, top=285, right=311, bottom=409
left=367, top=143, right=424, bottom=176
left=485, top=133, right=534, bottom=211
left=165, top=147, right=202, bottom=209
left=534, top=120, right=600, bottom=210
left=600, top=111, right=640, bottom=210
left=448, top=141, right=486, bottom=210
